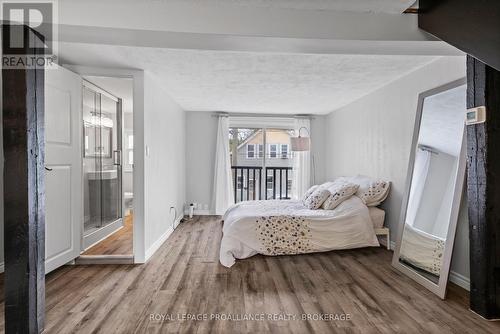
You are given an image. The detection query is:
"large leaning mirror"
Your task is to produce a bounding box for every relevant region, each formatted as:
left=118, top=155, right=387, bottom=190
left=392, top=79, right=467, bottom=299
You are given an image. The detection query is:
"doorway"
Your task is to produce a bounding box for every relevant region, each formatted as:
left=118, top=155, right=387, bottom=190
left=80, top=76, right=134, bottom=257
left=81, top=81, right=123, bottom=247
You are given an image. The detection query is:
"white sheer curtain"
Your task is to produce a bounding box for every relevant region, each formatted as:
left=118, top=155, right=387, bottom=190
left=212, top=116, right=234, bottom=215
left=291, top=118, right=311, bottom=199
left=406, top=148, right=431, bottom=226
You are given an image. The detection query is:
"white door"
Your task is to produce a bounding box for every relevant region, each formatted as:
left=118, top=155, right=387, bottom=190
left=45, top=65, right=83, bottom=274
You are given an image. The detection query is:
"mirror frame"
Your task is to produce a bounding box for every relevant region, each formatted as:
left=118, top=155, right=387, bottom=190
left=392, top=78, right=467, bottom=299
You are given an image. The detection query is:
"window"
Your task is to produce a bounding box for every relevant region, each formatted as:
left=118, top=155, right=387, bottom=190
left=258, top=144, right=264, bottom=158
left=229, top=127, right=293, bottom=203
left=248, top=144, right=265, bottom=159
left=128, top=150, right=134, bottom=166
left=266, top=175, right=274, bottom=191
left=124, top=132, right=134, bottom=171
left=128, top=134, right=134, bottom=148
left=84, top=135, right=89, bottom=153
left=269, top=144, right=277, bottom=158
left=247, top=144, right=255, bottom=158
left=281, top=144, right=288, bottom=159
left=229, top=127, right=260, bottom=165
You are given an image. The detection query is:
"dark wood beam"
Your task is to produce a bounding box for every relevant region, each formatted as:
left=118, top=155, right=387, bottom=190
left=2, top=25, right=46, bottom=333
left=466, top=55, right=500, bottom=320
left=419, top=0, right=500, bottom=71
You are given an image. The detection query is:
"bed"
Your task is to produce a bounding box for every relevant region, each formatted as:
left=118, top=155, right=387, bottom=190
left=220, top=196, right=380, bottom=267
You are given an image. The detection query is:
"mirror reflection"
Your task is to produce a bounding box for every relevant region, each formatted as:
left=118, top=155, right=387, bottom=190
left=398, top=84, right=466, bottom=284
left=84, top=124, right=112, bottom=158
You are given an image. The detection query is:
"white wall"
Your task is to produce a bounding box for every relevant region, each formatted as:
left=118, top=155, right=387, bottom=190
left=143, top=72, right=186, bottom=257
left=323, top=56, right=470, bottom=287
left=185, top=111, right=327, bottom=213
left=185, top=111, right=218, bottom=212
left=311, top=115, right=327, bottom=185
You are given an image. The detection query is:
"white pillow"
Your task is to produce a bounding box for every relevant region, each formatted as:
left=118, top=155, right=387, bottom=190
left=338, top=175, right=390, bottom=206
left=302, top=185, right=319, bottom=201
left=322, top=182, right=359, bottom=210
left=318, top=181, right=334, bottom=189
left=304, top=188, right=330, bottom=210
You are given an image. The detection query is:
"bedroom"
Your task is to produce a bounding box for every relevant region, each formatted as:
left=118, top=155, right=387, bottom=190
left=2, top=0, right=500, bottom=333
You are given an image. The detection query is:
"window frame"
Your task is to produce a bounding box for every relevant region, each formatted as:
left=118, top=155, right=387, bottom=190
left=258, top=144, right=264, bottom=158
left=246, top=144, right=256, bottom=159
left=229, top=124, right=296, bottom=202
left=269, top=144, right=278, bottom=158
left=266, top=175, right=274, bottom=190
left=124, top=130, right=134, bottom=172
left=280, top=144, right=289, bottom=159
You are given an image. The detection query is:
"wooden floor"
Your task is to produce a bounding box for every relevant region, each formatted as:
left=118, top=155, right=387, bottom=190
left=1, top=216, right=499, bottom=333
left=82, top=214, right=133, bottom=255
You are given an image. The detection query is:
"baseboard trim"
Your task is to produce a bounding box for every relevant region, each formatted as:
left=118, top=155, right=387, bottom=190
left=388, top=240, right=470, bottom=291
left=144, top=215, right=182, bottom=262
left=173, top=215, right=182, bottom=229
left=75, top=255, right=134, bottom=265
left=449, top=271, right=470, bottom=291
left=184, top=209, right=212, bottom=216
left=145, top=227, right=174, bottom=261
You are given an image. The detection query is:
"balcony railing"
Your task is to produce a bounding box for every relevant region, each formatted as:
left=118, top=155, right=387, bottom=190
left=232, top=166, right=262, bottom=202
left=231, top=166, right=292, bottom=203
left=265, top=167, right=292, bottom=200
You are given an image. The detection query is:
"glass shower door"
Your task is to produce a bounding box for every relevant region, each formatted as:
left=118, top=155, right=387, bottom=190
left=83, top=83, right=123, bottom=237
left=83, top=86, right=102, bottom=234
left=100, top=94, right=122, bottom=228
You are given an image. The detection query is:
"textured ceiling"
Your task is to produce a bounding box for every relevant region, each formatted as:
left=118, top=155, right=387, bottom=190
left=165, top=0, right=416, bottom=14
left=60, top=43, right=437, bottom=114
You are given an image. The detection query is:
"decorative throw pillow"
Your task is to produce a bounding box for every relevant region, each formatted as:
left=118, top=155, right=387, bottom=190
left=304, top=188, right=330, bottom=210
left=302, top=185, right=319, bottom=202
left=338, top=175, right=390, bottom=206
left=322, top=182, right=359, bottom=210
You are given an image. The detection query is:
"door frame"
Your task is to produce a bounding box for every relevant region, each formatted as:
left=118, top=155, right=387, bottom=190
left=65, top=65, right=146, bottom=263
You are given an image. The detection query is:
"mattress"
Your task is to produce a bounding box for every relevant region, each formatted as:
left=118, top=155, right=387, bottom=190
left=368, top=207, right=385, bottom=229
left=220, top=197, right=379, bottom=267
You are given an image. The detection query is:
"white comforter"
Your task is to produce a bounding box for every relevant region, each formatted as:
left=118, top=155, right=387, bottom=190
left=220, top=196, right=379, bottom=267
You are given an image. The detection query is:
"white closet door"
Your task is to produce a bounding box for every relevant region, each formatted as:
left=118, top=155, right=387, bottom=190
left=45, top=65, right=82, bottom=274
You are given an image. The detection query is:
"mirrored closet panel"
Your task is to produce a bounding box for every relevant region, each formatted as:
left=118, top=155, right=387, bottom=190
left=393, top=79, right=467, bottom=299
left=83, top=81, right=123, bottom=248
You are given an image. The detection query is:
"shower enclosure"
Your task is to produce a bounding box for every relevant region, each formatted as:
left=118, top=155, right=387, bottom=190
left=82, top=81, right=123, bottom=249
